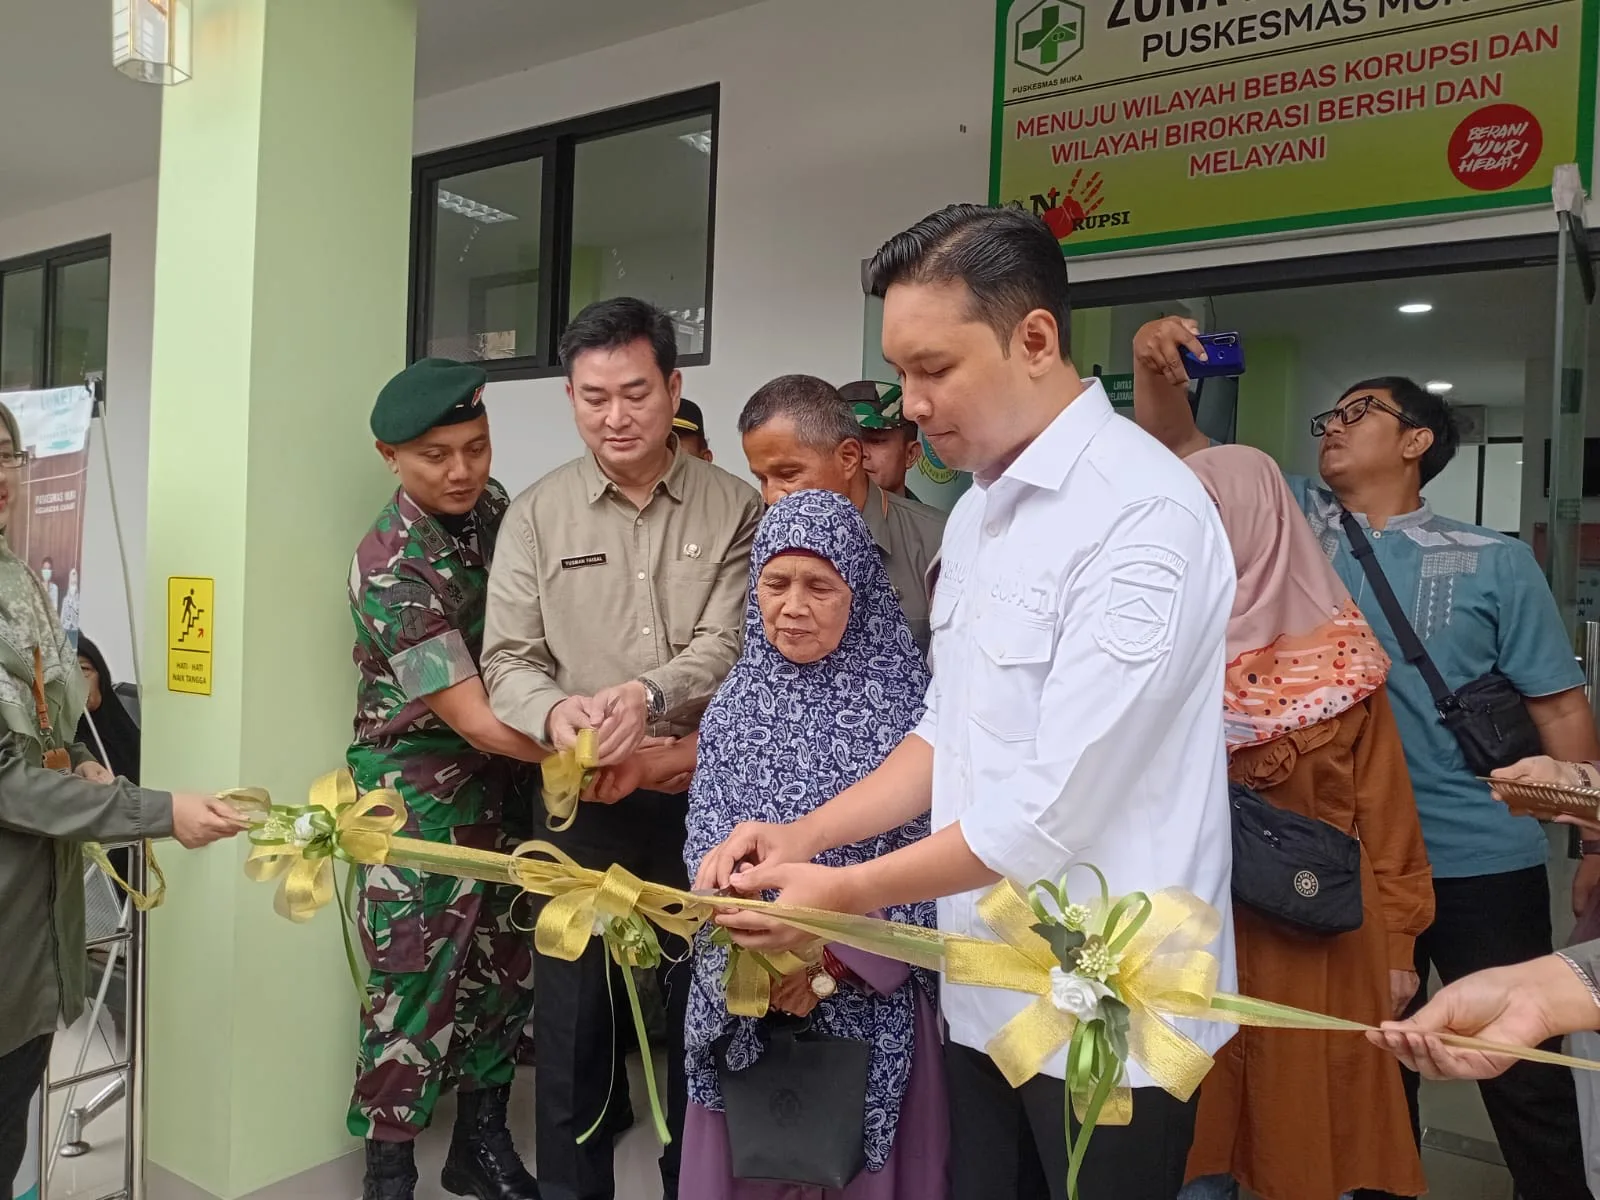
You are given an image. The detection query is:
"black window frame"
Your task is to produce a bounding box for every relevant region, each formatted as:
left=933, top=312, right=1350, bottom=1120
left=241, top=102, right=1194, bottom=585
left=0, top=236, right=112, bottom=393
left=409, top=84, right=720, bottom=382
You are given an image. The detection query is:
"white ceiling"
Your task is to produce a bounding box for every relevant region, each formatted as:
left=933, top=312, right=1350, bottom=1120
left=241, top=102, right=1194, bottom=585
left=0, top=0, right=762, bottom=225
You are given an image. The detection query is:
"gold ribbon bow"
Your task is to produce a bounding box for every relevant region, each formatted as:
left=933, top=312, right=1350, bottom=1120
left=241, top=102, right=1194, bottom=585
left=946, top=881, right=1219, bottom=1125
left=241, top=772, right=404, bottom=922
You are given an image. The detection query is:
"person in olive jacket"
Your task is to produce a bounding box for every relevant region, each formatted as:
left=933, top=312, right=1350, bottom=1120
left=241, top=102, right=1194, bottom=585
left=0, top=400, right=246, bottom=1193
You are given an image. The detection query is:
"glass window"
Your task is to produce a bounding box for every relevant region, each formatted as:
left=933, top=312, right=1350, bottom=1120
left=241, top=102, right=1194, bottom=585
left=0, top=267, right=44, bottom=392
left=570, top=114, right=713, bottom=359
left=410, top=86, right=718, bottom=378
left=1482, top=440, right=1525, bottom=534
left=428, top=158, right=543, bottom=363
left=50, top=256, right=111, bottom=387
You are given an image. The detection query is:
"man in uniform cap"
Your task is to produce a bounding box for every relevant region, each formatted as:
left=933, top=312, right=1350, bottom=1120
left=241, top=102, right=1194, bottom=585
left=740, top=374, right=945, bottom=654
left=671, top=397, right=713, bottom=462
left=349, top=358, right=548, bottom=1200
left=842, top=380, right=929, bottom=505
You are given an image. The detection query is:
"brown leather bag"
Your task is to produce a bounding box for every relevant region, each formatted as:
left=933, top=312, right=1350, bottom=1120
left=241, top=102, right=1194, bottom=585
left=32, top=646, right=71, bottom=771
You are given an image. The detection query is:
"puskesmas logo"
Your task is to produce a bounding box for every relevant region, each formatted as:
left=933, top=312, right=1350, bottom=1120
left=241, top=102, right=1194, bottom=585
left=1030, top=172, right=1133, bottom=240
left=1013, top=0, right=1086, bottom=77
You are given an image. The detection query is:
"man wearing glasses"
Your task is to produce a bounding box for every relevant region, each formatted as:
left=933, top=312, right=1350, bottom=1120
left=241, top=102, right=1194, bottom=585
left=1132, top=315, right=1599, bottom=1200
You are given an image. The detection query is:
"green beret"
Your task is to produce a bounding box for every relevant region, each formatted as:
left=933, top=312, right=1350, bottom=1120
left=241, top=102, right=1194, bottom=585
left=370, top=358, right=488, bottom=444
left=840, top=380, right=907, bottom=430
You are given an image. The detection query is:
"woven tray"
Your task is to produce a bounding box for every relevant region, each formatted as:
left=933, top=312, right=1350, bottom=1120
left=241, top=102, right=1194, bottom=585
left=1481, top=777, right=1600, bottom=822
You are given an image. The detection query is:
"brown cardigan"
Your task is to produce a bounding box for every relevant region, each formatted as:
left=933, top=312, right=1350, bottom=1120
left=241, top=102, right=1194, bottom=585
left=1187, top=686, right=1434, bottom=1199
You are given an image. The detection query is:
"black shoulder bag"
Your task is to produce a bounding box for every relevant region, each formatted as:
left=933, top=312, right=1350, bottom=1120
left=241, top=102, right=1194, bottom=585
left=1229, top=782, right=1364, bottom=935
left=1339, top=511, right=1542, bottom=775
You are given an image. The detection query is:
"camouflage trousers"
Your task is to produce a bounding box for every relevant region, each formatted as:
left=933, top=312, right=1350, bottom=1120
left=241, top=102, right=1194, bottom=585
left=346, top=822, right=535, bottom=1142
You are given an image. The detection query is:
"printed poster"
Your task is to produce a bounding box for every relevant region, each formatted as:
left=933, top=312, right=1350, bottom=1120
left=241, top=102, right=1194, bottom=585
left=5, top=386, right=96, bottom=645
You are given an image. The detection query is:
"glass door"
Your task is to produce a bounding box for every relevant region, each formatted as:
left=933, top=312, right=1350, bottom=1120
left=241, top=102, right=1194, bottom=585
left=1547, top=163, right=1594, bottom=638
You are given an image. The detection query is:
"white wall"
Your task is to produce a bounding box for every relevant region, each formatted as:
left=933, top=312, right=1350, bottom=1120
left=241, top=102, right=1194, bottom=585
left=0, top=178, right=156, bottom=684
left=3, top=0, right=1597, bottom=671
left=411, top=0, right=997, bottom=495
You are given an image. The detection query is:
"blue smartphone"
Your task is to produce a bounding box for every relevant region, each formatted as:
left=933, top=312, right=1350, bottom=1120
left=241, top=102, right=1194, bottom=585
left=1181, top=332, right=1245, bottom=379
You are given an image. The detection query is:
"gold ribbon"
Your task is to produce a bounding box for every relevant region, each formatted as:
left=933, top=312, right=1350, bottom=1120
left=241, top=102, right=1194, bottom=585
left=84, top=840, right=167, bottom=911
left=944, top=882, right=1219, bottom=1125
left=237, top=770, right=1600, bottom=1084
left=540, top=728, right=598, bottom=832
left=240, top=772, right=403, bottom=923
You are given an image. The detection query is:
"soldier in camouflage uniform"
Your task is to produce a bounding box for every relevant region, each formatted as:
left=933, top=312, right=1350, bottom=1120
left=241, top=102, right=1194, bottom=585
left=348, top=358, right=549, bottom=1200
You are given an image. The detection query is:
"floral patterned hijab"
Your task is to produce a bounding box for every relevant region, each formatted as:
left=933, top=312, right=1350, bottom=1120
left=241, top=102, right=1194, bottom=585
left=681, top=490, right=933, bottom=1171
left=1189, top=445, right=1388, bottom=751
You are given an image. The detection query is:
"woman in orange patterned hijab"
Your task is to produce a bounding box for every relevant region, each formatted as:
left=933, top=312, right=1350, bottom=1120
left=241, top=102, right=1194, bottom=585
left=1180, top=445, right=1434, bottom=1200
left=1195, top=445, right=1389, bottom=749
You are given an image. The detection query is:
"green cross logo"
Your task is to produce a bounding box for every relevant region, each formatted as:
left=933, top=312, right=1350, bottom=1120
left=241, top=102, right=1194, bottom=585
left=1014, top=0, right=1084, bottom=77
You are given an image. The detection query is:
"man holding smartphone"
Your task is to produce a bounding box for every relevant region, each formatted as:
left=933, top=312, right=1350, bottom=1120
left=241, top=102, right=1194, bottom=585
left=1132, top=316, right=1600, bottom=1200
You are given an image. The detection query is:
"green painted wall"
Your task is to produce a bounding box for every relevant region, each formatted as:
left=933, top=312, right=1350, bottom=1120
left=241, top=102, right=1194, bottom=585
left=1235, top=336, right=1299, bottom=467
left=142, top=1, right=416, bottom=1195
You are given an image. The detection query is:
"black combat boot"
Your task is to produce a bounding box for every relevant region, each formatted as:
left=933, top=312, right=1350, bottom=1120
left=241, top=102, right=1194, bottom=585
left=362, top=1139, right=417, bottom=1200
left=441, top=1085, right=541, bottom=1200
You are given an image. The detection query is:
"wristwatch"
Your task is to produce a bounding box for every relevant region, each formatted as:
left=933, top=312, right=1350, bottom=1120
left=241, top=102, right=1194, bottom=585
left=639, top=678, right=666, bottom=723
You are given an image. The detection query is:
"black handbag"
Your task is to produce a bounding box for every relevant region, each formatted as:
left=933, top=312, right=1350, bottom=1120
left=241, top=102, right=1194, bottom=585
left=715, top=1015, right=871, bottom=1188
left=1339, top=511, right=1542, bottom=775
left=1229, top=782, right=1364, bottom=935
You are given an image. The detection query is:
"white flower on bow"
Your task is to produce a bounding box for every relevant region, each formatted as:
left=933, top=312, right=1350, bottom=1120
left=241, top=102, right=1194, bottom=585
left=291, top=813, right=320, bottom=846
left=1049, top=967, right=1114, bottom=1022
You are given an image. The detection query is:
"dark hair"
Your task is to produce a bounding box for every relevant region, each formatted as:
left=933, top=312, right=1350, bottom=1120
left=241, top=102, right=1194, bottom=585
left=1340, top=376, right=1459, bottom=486
left=865, top=203, right=1071, bottom=357
left=738, top=375, right=862, bottom=452
left=558, top=297, right=678, bottom=380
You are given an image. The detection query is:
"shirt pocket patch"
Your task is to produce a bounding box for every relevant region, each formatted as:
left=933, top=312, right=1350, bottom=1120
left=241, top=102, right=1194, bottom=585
left=664, top=559, right=722, bottom=647
left=972, top=611, right=1055, bottom=742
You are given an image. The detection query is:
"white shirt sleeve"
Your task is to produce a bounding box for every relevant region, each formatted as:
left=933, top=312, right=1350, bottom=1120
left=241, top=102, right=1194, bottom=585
left=959, top=496, right=1229, bottom=885
left=912, top=673, right=939, bottom=747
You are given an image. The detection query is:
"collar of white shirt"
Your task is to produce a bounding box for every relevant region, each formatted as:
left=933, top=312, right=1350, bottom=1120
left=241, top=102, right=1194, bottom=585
left=977, top=378, right=1115, bottom=493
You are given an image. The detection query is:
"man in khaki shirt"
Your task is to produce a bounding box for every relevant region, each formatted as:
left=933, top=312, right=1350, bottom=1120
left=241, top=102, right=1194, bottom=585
left=738, top=374, right=945, bottom=653
left=482, top=297, right=760, bottom=1200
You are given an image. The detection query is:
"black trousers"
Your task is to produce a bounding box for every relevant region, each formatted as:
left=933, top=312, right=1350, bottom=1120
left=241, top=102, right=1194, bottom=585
left=533, top=790, right=689, bottom=1200
left=1385, top=865, right=1588, bottom=1200
left=946, top=1040, right=1198, bottom=1200
left=0, top=1035, right=50, bottom=1196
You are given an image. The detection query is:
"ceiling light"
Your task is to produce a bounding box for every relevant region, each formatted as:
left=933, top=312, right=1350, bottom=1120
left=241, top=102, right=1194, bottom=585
left=1398, top=302, right=1433, bottom=314
left=113, top=0, right=192, bottom=85
left=678, top=132, right=713, bottom=155
left=1425, top=380, right=1453, bottom=394
left=436, top=189, right=518, bottom=224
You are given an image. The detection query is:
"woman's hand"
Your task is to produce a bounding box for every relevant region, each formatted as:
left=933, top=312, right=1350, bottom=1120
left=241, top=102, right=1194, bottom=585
left=712, top=862, right=863, bottom=953
left=170, top=794, right=252, bottom=849
left=1390, top=968, right=1421, bottom=1018
left=769, top=971, right=820, bottom=1018
left=1368, top=954, right=1593, bottom=1079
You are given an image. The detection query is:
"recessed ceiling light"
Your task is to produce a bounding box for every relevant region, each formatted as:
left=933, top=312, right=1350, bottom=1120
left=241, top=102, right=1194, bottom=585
left=1398, top=302, right=1433, bottom=314
left=436, top=189, right=518, bottom=224
left=1425, top=380, right=1453, bottom=394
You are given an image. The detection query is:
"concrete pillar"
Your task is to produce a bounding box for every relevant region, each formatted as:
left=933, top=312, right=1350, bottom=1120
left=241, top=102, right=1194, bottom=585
left=140, top=1, right=416, bottom=1194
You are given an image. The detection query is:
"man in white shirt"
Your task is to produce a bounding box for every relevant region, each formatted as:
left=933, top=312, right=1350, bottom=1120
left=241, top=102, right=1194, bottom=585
left=698, top=203, right=1238, bottom=1200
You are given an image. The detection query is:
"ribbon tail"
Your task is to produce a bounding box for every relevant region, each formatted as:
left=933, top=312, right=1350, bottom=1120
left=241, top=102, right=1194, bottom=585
left=336, top=861, right=372, bottom=1013
left=987, top=996, right=1076, bottom=1088
left=84, top=840, right=166, bottom=911
left=618, top=954, right=671, bottom=1145
left=576, top=963, right=621, bottom=1145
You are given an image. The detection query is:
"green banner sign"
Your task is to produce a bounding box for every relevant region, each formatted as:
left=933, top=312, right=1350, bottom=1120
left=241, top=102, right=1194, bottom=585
left=990, top=0, right=1598, bottom=255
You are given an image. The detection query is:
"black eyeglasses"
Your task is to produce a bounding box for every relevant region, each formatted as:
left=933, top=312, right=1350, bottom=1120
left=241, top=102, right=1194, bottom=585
left=1310, top=394, right=1421, bottom=438
left=0, top=450, right=28, bottom=470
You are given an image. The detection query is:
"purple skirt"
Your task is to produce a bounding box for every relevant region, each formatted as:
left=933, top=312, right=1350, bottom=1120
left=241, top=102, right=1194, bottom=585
left=679, top=988, right=949, bottom=1200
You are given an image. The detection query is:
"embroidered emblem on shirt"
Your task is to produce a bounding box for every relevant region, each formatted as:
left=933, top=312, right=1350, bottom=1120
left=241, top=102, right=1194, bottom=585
left=560, top=553, right=607, bottom=570
left=1098, top=547, right=1184, bottom=662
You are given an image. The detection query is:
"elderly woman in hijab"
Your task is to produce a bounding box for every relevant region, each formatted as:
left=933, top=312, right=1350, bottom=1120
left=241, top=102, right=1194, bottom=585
left=0, top=401, right=247, bottom=1195
left=1180, top=445, right=1434, bottom=1200
left=680, top=490, right=947, bottom=1199
left=74, top=635, right=140, bottom=784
